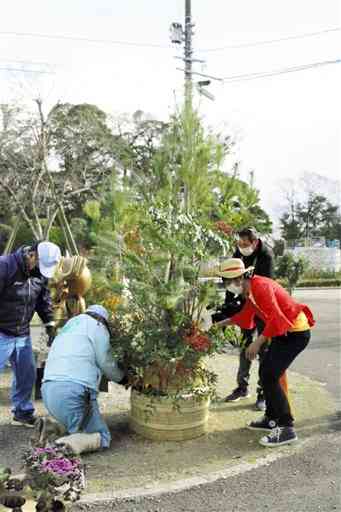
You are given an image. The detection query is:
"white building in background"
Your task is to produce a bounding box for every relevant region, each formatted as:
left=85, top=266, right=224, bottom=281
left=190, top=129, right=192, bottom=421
left=288, top=239, right=341, bottom=272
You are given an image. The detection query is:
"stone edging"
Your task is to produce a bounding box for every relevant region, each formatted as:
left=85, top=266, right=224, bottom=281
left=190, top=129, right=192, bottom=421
left=77, top=436, right=321, bottom=506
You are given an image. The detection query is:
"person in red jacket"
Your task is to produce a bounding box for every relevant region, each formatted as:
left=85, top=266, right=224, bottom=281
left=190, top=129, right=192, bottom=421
left=214, top=258, right=315, bottom=447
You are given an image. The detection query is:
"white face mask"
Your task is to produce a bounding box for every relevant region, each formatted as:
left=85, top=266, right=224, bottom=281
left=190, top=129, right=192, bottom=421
left=226, top=283, right=243, bottom=296
left=239, top=246, right=254, bottom=257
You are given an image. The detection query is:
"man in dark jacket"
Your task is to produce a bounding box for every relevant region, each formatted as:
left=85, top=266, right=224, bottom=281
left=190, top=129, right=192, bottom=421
left=0, top=241, right=61, bottom=427
left=224, top=227, right=274, bottom=409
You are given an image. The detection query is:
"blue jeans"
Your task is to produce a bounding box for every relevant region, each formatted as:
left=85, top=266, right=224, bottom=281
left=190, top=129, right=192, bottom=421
left=0, top=333, right=36, bottom=418
left=42, top=380, right=111, bottom=448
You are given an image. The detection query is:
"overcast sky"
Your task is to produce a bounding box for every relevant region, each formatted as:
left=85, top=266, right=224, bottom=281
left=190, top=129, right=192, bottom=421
left=0, top=0, right=340, bottom=225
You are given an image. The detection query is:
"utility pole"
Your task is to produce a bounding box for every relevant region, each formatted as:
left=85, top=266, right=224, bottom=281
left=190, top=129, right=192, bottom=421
left=184, top=0, right=193, bottom=112
left=169, top=0, right=214, bottom=213
left=170, top=0, right=213, bottom=103
left=249, top=170, right=255, bottom=189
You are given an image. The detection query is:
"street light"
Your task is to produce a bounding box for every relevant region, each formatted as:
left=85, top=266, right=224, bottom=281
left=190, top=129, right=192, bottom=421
left=197, top=80, right=211, bottom=87
left=197, top=79, right=214, bottom=101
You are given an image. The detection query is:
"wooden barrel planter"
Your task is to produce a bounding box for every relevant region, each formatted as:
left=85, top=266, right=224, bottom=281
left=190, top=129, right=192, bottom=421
left=130, top=389, right=210, bottom=441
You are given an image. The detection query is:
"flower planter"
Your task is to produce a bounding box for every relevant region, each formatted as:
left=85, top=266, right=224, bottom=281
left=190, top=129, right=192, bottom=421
left=130, top=389, right=210, bottom=441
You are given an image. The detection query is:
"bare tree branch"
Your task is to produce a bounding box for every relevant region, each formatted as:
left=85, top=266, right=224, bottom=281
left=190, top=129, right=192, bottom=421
left=0, top=182, right=40, bottom=239
left=44, top=207, right=59, bottom=239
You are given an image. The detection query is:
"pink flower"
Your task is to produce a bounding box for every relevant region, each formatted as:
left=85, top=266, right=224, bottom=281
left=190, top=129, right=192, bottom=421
left=33, top=447, right=57, bottom=455
left=41, top=458, right=80, bottom=476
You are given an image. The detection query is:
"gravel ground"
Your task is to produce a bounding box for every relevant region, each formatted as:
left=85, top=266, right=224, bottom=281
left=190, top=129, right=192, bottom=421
left=1, top=290, right=339, bottom=511
left=73, top=431, right=341, bottom=512
left=0, top=354, right=336, bottom=493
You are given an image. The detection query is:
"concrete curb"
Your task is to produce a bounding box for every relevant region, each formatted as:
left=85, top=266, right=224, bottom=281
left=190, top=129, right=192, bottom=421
left=295, top=287, right=340, bottom=290
left=67, top=364, right=338, bottom=507
left=76, top=434, right=328, bottom=506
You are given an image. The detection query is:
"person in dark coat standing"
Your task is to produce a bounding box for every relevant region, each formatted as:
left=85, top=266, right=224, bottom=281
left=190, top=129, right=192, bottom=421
left=214, top=258, right=314, bottom=447
left=224, top=227, right=274, bottom=409
left=0, top=241, right=61, bottom=427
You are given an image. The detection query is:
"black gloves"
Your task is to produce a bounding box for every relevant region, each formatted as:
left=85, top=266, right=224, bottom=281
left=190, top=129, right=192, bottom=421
left=99, top=375, right=109, bottom=392
left=117, top=359, right=132, bottom=387
left=117, top=374, right=130, bottom=387
left=211, top=292, right=245, bottom=324
left=45, top=325, right=57, bottom=347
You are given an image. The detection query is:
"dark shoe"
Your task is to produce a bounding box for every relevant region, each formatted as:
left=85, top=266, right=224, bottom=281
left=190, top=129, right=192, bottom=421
left=255, top=396, right=266, bottom=411
left=225, top=387, right=250, bottom=402
left=247, top=415, right=277, bottom=431
left=12, top=415, right=37, bottom=428
left=34, top=417, right=66, bottom=444
left=259, top=426, right=298, bottom=447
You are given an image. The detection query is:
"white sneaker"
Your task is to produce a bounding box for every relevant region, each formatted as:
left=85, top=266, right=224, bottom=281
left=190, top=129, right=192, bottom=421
left=56, top=433, right=102, bottom=454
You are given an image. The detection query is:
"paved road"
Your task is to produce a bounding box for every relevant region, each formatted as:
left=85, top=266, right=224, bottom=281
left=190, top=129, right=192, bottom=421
left=292, top=289, right=340, bottom=407
left=86, top=288, right=340, bottom=512
left=85, top=433, right=340, bottom=512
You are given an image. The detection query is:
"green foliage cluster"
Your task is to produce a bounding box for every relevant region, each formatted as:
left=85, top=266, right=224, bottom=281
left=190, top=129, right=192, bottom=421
left=272, top=239, right=286, bottom=258
left=108, top=204, right=242, bottom=396
left=275, top=253, right=306, bottom=294
left=73, top=108, right=267, bottom=397
left=0, top=102, right=270, bottom=399
left=302, top=268, right=341, bottom=280
left=0, top=219, right=67, bottom=254
left=0, top=102, right=271, bottom=253
left=296, top=279, right=341, bottom=288
left=214, top=173, right=272, bottom=234
left=0, top=101, right=127, bottom=242
left=280, top=193, right=341, bottom=243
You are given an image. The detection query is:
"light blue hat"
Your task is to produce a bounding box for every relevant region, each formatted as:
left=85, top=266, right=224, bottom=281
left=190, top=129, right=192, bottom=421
left=86, top=304, right=109, bottom=321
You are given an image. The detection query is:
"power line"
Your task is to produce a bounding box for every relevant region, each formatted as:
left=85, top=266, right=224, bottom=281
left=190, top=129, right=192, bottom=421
left=176, top=67, right=223, bottom=82
left=198, top=27, right=341, bottom=53
left=177, top=58, right=340, bottom=84
left=0, top=67, right=54, bottom=74
left=0, top=58, right=50, bottom=66
left=222, top=58, right=340, bottom=83
left=0, top=30, right=170, bottom=49
left=0, top=27, right=339, bottom=54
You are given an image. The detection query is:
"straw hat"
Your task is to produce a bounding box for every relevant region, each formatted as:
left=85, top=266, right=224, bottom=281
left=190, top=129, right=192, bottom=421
left=216, top=258, right=254, bottom=279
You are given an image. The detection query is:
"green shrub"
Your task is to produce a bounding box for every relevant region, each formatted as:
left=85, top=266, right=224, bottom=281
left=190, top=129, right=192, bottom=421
left=275, top=253, right=306, bottom=294
left=278, top=277, right=340, bottom=289
left=296, top=279, right=341, bottom=288
left=302, top=268, right=341, bottom=280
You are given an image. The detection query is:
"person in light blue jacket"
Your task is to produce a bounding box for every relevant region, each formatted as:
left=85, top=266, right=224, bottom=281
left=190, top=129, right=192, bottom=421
left=40, top=305, right=126, bottom=454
